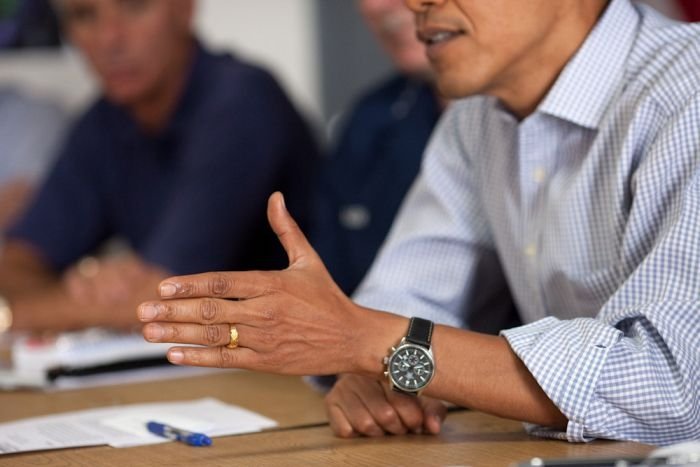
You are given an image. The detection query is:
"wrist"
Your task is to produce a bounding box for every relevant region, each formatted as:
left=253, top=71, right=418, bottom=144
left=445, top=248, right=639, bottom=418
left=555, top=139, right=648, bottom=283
left=384, top=317, right=436, bottom=395
left=350, top=307, right=408, bottom=379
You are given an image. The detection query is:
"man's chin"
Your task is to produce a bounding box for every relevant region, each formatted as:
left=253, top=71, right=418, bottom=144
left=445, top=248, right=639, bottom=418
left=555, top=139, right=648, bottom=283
left=433, top=69, right=490, bottom=100
left=435, top=79, right=473, bottom=100
left=102, top=83, right=149, bottom=107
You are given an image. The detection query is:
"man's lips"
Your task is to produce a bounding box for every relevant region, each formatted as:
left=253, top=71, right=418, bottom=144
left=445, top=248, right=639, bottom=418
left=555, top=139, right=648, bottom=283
left=417, top=26, right=466, bottom=46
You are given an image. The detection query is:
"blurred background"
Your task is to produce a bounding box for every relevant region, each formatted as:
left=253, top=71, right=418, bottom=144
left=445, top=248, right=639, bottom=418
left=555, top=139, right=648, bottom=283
left=0, top=0, right=696, bottom=127
left=0, top=0, right=390, bottom=126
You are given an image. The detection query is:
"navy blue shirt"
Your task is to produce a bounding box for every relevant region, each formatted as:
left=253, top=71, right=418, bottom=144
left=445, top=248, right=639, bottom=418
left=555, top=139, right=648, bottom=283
left=8, top=44, right=318, bottom=274
left=312, top=75, right=441, bottom=295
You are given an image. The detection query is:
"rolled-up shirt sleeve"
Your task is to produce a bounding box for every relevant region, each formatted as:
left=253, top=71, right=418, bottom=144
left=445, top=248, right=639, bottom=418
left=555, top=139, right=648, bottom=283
left=503, top=301, right=699, bottom=445
left=503, top=98, right=700, bottom=445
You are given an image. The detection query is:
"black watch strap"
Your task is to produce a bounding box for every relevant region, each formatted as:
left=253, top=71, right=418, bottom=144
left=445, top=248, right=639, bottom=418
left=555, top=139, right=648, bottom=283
left=406, top=317, right=433, bottom=348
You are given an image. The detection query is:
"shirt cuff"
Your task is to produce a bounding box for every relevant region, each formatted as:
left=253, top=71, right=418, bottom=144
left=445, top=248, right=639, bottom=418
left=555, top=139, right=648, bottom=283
left=501, top=317, right=621, bottom=442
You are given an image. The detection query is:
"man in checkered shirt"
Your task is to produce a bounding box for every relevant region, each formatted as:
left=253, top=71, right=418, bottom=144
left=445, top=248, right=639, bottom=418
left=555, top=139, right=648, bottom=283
left=323, top=0, right=700, bottom=444
left=140, top=0, right=700, bottom=445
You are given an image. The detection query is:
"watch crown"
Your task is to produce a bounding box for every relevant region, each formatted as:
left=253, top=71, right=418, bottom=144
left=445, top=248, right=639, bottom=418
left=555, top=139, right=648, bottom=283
left=382, top=356, right=389, bottom=365
left=383, top=371, right=388, bottom=377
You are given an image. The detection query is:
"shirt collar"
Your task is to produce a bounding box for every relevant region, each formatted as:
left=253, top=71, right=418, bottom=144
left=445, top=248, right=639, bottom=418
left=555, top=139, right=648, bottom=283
left=537, top=0, right=641, bottom=129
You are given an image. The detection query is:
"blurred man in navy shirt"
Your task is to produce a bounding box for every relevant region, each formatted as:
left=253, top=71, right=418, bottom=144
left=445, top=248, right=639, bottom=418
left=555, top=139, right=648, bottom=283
left=0, top=0, right=317, bottom=332
left=312, top=0, right=442, bottom=296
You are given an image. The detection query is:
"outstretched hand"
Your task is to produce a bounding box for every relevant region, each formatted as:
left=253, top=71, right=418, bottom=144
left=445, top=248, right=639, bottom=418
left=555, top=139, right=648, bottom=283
left=139, top=192, right=406, bottom=376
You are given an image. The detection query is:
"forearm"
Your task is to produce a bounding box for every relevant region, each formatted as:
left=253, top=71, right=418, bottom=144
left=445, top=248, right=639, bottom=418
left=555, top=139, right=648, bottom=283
left=0, top=242, right=88, bottom=332
left=427, top=326, right=566, bottom=428
left=7, top=253, right=166, bottom=333
left=11, top=284, right=153, bottom=333
left=0, top=179, right=33, bottom=232
left=10, top=285, right=92, bottom=331
left=355, top=313, right=566, bottom=429
left=0, top=241, right=57, bottom=297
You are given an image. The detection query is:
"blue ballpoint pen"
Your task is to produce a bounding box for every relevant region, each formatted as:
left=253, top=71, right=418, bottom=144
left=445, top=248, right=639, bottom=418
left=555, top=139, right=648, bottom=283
left=146, top=421, right=213, bottom=447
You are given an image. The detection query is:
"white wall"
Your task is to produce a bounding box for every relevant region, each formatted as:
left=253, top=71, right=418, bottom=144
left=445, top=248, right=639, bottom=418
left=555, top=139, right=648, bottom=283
left=195, top=0, right=321, bottom=122
left=0, top=48, right=97, bottom=113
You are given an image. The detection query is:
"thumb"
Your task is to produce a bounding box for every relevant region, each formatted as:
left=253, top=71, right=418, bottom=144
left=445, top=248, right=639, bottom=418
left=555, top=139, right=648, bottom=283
left=267, top=192, right=316, bottom=267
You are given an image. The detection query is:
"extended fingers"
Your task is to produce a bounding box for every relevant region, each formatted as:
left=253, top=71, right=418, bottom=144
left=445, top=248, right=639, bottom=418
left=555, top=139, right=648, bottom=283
left=143, top=323, right=271, bottom=351
left=166, top=345, right=258, bottom=369
left=158, top=270, right=278, bottom=300
left=143, top=322, right=230, bottom=346
left=138, top=297, right=256, bottom=325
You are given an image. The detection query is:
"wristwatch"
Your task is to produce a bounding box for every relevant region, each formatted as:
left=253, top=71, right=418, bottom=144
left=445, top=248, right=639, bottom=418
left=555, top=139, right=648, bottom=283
left=0, top=295, right=12, bottom=334
left=383, top=317, right=435, bottom=395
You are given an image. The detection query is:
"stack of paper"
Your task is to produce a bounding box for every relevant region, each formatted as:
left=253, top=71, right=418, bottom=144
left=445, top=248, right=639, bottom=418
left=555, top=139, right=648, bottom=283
left=0, top=398, right=278, bottom=454
left=0, top=328, right=175, bottom=389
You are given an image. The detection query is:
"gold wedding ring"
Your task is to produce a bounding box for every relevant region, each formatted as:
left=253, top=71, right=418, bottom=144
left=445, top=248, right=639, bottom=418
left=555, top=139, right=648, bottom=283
left=226, top=325, right=239, bottom=349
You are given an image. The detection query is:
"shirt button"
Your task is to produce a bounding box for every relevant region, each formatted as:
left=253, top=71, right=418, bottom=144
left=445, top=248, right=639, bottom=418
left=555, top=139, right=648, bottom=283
left=533, top=167, right=546, bottom=183
left=524, top=244, right=537, bottom=257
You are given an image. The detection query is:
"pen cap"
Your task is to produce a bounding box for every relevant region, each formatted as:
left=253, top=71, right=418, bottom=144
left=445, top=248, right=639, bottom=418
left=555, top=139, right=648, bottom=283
left=186, top=433, right=212, bottom=447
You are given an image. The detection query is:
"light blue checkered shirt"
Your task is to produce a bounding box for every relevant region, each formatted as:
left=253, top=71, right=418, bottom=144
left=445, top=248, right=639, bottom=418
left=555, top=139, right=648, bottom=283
left=354, top=0, right=700, bottom=445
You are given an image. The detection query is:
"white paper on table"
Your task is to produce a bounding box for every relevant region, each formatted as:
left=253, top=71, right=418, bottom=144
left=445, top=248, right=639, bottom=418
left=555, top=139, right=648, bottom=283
left=0, top=398, right=277, bottom=454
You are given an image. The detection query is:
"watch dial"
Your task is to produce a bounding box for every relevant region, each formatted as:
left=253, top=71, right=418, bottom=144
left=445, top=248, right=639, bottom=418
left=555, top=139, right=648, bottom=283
left=388, top=344, right=434, bottom=391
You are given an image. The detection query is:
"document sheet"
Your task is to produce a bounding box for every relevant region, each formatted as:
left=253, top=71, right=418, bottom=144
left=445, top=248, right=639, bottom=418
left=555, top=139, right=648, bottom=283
left=0, top=398, right=277, bottom=454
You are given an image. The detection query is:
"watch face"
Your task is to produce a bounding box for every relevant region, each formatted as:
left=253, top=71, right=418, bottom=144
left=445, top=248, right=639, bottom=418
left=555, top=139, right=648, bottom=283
left=388, top=343, right=434, bottom=392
